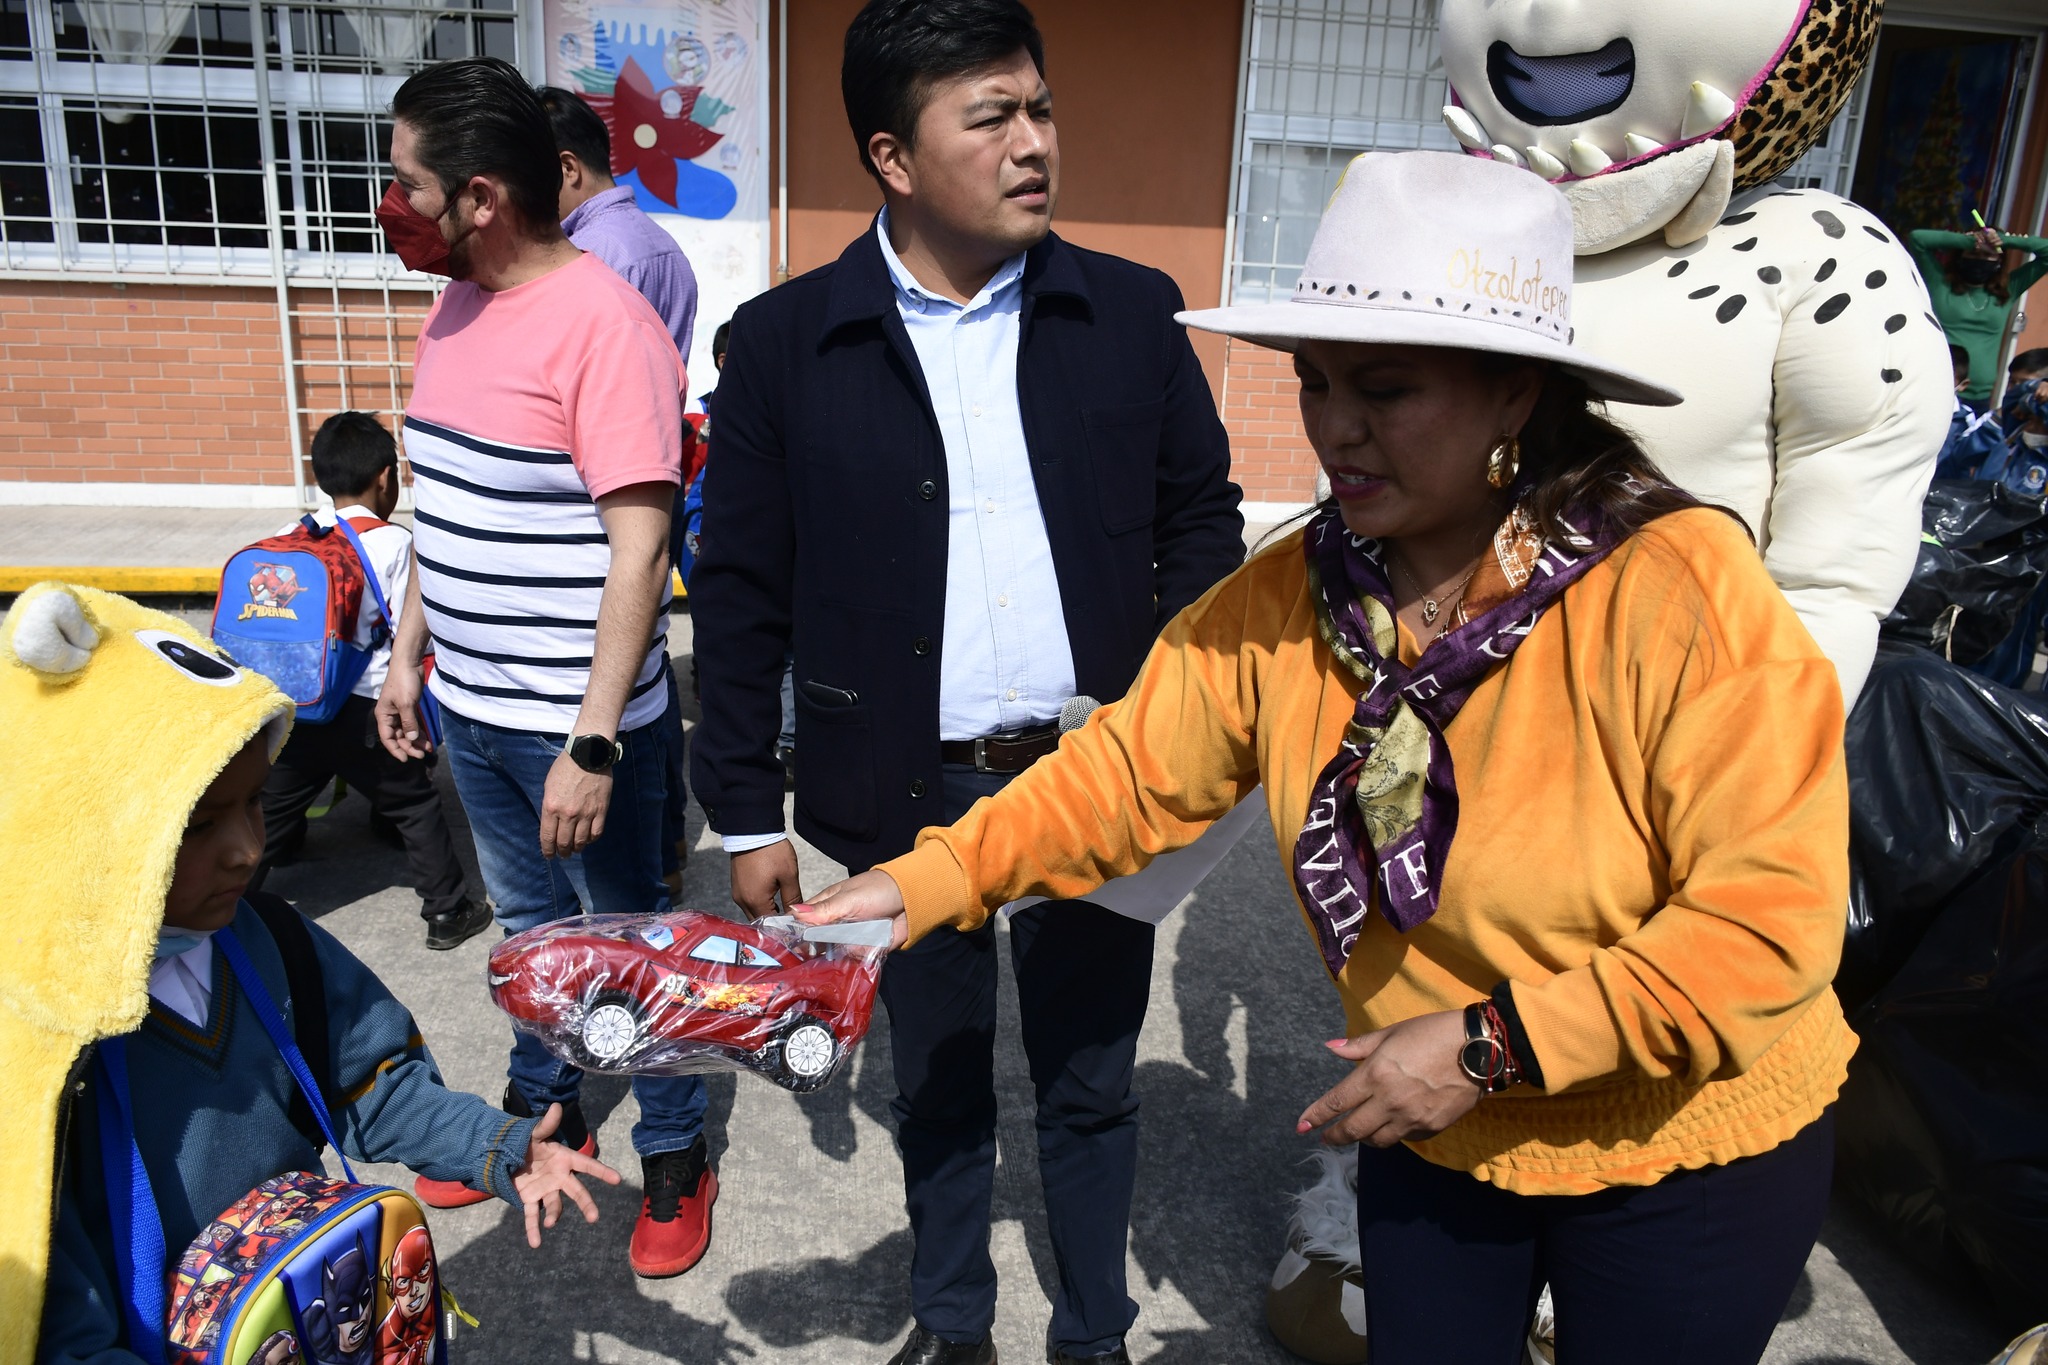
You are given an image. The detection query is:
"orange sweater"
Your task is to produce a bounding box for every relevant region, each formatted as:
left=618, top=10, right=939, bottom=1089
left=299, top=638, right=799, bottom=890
left=883, top=508, right=1855, bottom=1196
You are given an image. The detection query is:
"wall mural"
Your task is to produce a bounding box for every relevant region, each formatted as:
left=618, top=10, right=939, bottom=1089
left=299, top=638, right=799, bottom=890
left=543, top=0, right=767, bottom=386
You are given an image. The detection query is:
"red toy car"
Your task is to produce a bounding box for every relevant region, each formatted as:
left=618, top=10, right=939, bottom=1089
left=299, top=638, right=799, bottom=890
left=487, top=911, right=886, bottom=1092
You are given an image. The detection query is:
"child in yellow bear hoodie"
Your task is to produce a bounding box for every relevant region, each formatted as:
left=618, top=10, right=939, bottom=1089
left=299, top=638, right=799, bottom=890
left=0, top=583, right=619, bottom=1364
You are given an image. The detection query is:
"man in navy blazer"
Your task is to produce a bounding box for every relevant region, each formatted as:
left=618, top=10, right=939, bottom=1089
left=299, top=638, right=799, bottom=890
left=689, top=4, right=1243, bottom=1362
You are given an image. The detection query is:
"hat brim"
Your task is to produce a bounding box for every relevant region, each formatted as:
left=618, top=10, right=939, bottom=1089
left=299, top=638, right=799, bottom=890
left=1176, top=301, right=1684, bottom=407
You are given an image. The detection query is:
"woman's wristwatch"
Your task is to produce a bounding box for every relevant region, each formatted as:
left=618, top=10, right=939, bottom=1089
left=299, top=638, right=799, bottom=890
left=1458, top=1000, right=1523, bottom=1094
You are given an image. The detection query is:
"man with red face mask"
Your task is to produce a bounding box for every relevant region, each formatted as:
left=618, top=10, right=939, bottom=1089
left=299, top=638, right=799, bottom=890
left=370, top=55, right=717, bottom=1280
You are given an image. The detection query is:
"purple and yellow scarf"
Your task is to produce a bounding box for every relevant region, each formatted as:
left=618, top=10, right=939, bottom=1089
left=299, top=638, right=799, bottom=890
left=1292, top=502, right=1631, bottom=976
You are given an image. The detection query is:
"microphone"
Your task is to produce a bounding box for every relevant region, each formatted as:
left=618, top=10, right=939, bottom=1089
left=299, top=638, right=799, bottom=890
left=1059, top=695, right=1102, bottom=734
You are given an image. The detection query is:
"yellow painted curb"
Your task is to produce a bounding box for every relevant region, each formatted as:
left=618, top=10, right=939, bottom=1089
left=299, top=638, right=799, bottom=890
left=0, top=566, right=220, bottom=594
left=2, top=566, right=691, bottom=598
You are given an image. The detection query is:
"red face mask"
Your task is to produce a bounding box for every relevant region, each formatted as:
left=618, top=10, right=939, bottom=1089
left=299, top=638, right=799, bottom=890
left=375, top=179, right=456, bottom=277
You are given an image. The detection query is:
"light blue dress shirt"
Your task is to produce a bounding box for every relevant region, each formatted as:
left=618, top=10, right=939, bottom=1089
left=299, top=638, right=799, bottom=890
left=876, top=210, right=1078, bottom=741
left=720, top=215, right=1082, bottom=856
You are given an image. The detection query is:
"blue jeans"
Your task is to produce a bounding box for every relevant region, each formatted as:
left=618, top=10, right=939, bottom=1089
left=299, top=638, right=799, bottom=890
left=659, top=667, right=688, bottom=878
left=442, top=711, right=707, bottom=1157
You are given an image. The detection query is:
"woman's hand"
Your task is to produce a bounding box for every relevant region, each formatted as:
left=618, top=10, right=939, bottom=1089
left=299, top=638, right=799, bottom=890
left=513, top=1103, right=622, bottom=1248
left=1296, top=1010, right=1482, bottom=1148
left=793, top=869, right=910, bottom=948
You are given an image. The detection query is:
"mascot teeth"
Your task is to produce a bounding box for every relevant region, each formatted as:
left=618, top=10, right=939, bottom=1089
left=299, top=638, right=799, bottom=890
left=1624, top=133, right=1663, bottom=158
left=1490, top=144, right=1526, bottom=167
left=1443, top=105, right=1489, bottom=150
left=1679, top=81, right=1737, bottom=140
left=1525, top=145, right=1568, bottom=181
left=1567, top=139, right=1614, bottom=176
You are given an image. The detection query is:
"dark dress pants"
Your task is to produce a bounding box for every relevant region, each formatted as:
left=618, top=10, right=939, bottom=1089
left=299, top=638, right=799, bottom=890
left=877, top=764, right=1154, bottom=1356
left=1355, top=1109, right=1835, bottom=1365
left=252, top=692, right=471, bottom=918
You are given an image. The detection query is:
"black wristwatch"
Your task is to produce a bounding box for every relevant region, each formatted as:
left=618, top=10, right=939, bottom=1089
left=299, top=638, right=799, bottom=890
left=567, top=733, right=623, bottom=774
left=1458, top=1002, right=1516, bottom=1094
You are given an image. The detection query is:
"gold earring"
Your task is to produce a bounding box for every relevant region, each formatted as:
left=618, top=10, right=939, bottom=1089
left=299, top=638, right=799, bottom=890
left=1486, top=435, right=1521, bottom=490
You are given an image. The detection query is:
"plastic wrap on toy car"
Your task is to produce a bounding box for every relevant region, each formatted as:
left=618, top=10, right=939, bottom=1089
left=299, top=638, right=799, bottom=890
left=487, top=911, right=889, bottom=1092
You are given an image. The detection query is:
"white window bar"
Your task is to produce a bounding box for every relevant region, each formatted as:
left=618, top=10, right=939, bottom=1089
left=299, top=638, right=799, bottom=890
left=1, top=0, right=516, bottom=501
left=1775, top=68, right=1875, bottom=198
left=1226, top=0, right=1456, bottom=305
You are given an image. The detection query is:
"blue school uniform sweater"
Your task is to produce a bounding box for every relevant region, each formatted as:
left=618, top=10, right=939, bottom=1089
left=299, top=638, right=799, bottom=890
left=36, top=902, right=537, bottom=1363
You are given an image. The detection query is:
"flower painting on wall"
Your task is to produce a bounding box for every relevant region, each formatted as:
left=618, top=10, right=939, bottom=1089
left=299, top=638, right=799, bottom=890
left=544, top=0, right=761, bottom=221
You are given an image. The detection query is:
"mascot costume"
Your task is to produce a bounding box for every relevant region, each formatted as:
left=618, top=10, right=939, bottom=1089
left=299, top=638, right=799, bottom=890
left=1441, top=0, right=1949, bottom=705
left=0, top=583, right=291, bottom=1365
left=1267, top=2, right=1950, bottom=1358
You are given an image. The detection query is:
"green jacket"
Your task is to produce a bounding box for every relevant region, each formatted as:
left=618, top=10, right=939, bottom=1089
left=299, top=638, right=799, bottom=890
left=1908, top=228, right=2048, bottom=402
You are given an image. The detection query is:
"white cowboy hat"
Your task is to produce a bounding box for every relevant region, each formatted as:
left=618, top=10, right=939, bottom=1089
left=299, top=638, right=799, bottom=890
left=1179, top=150, right=1683, bottom=407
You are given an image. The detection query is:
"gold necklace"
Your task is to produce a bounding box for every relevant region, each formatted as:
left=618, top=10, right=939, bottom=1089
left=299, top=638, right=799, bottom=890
left=1387, top=549, right=1483, bottom=631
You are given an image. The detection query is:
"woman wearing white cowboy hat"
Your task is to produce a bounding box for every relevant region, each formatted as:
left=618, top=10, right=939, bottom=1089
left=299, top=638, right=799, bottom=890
left=795, top=150, right=1851, bottom=1363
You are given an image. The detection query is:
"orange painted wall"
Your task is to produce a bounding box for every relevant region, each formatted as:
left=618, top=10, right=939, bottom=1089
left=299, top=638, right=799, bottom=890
left=771, top=0, right=1247, bottom=433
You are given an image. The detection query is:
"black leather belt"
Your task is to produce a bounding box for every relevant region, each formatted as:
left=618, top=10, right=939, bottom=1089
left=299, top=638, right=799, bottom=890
left=939, top=725, right=1060, bottom=774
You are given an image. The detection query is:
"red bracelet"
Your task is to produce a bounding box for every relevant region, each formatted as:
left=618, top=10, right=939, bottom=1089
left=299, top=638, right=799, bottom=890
left=1478, top=1001, right=1522, bottom=1089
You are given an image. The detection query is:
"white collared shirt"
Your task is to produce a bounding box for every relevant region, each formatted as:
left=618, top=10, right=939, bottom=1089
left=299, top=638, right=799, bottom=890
left=274, top=503, right=412, bottom=700
left=148, top=937, right=216, bottom=1027
left=875, top=209, right=1078, bottom=740
left=720, top=215, right=1081, bottom=856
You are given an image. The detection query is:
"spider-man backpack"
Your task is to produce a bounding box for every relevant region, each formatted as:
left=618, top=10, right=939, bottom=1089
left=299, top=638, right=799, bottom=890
left=211, top=516, right=391, bottom=725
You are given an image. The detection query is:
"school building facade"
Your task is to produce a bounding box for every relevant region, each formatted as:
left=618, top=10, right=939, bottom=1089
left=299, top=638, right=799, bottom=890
left=6, top=0, right=2048, bottom=517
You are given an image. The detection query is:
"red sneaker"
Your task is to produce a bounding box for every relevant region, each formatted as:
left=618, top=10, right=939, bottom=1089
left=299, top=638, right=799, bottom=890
left=414, top=1095, right=596, bottom=1209
left=629, top=1140, right=717, bottom=1278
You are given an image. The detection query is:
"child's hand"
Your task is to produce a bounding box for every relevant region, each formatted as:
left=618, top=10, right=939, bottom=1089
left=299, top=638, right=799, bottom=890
left=512, top=1103, right=621, bottom=1249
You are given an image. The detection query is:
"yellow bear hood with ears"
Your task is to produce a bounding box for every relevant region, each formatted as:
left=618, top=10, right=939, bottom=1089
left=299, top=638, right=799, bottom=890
left=0, top=582, right=291, bottom=1365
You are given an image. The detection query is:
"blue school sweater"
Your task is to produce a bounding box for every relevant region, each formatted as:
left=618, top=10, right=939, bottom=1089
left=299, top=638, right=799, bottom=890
left=36, top=903, right=537, bottom=1363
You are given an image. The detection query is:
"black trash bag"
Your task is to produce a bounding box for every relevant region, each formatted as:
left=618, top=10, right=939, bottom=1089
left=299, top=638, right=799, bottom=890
left=1843, top=643, right=2048, bottom=1011
left=1881, top=479, right=2048, bottom=665
left=1835, top=831, right=2048, bottom=1329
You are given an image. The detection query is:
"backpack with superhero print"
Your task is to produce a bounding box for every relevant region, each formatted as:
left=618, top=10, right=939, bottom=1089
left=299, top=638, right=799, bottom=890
left=211, top=515, right=391, bottom=725
left=95, top=916, right=452, bottom=1365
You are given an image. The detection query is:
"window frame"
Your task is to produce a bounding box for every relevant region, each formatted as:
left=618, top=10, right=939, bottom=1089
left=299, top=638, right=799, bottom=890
left=0, top=0, right=517, bottom=286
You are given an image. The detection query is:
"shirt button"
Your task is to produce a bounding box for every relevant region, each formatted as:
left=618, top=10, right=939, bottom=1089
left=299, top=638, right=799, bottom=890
left=985, top=500, right=997, bottom=514
left=998, top=594, right=1008, bottom=607
left=909, top=779, right=928, bottom=798
left=918, top=479, right=937, bottom=500
left=972, top=404, right=983, bottom=417
left=1006, top=688, right=1018, bottom=701
left=913, top=637, right=932, bottom=656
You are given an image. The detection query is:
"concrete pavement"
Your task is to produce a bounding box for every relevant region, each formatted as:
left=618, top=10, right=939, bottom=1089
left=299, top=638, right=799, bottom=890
left=225, top=611, right=2017, bottom=1365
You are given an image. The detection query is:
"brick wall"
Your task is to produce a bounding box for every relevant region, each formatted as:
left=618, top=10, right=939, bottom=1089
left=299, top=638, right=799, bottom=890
left=7, top=277, right=1326, bottom=509
left=1, top=281, right=289, bottom=487
left=0, top=279, right=429, bottom=492
left=1220, top=336, right=1320, bottom=508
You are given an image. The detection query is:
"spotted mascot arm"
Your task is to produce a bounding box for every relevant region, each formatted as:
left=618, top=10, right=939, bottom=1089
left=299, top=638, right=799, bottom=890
left=1763, top=198, right=1952, bottom=704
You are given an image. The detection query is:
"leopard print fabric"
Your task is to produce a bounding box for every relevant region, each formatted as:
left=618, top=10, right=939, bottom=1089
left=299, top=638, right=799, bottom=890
left=1729, top=0, right=1883, bottom=190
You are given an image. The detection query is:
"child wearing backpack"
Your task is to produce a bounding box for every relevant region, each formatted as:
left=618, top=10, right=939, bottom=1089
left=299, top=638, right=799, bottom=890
left=0, top=582, right=618, bottom=1365
left=237, top=412, right=489, bottom=952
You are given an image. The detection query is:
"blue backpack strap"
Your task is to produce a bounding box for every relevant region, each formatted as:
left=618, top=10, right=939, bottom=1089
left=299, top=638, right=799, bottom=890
left=93, top=1038, right=169, bottom=1365
left=216, top=922, right=357, bottom=1183
left=330, top=516, right=392, bottom=647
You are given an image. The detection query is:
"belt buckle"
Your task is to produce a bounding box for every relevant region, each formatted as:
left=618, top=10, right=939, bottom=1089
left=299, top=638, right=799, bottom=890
left=973, top=736, right=992, bottom=772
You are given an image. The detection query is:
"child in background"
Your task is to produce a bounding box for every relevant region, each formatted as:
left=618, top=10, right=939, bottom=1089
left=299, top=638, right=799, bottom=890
left=249, top=412, right=490, bottom=952
left=0, top=584, right=617, bottom=1364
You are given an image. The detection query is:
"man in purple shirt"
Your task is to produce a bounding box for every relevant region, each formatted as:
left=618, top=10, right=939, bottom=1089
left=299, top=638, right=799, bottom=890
left=541, top=85, right=699, bottom=360
left=542, top=85, right=700, bottom=893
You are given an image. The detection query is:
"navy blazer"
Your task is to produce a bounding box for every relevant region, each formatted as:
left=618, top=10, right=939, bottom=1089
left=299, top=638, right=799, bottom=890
left=688, top=225, right=1245, bottom=871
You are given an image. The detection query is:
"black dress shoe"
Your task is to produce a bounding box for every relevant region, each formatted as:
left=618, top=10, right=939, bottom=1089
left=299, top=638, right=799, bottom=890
left=1047, top=1346, right=1129, bottom=1365
left=886, top=1325, right=996, bottom=1365
left=424, top=899, right=492, bottom=950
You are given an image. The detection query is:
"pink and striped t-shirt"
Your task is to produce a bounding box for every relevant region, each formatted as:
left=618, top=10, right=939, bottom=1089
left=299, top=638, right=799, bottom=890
left=403, top=251, right=686, bottom=734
